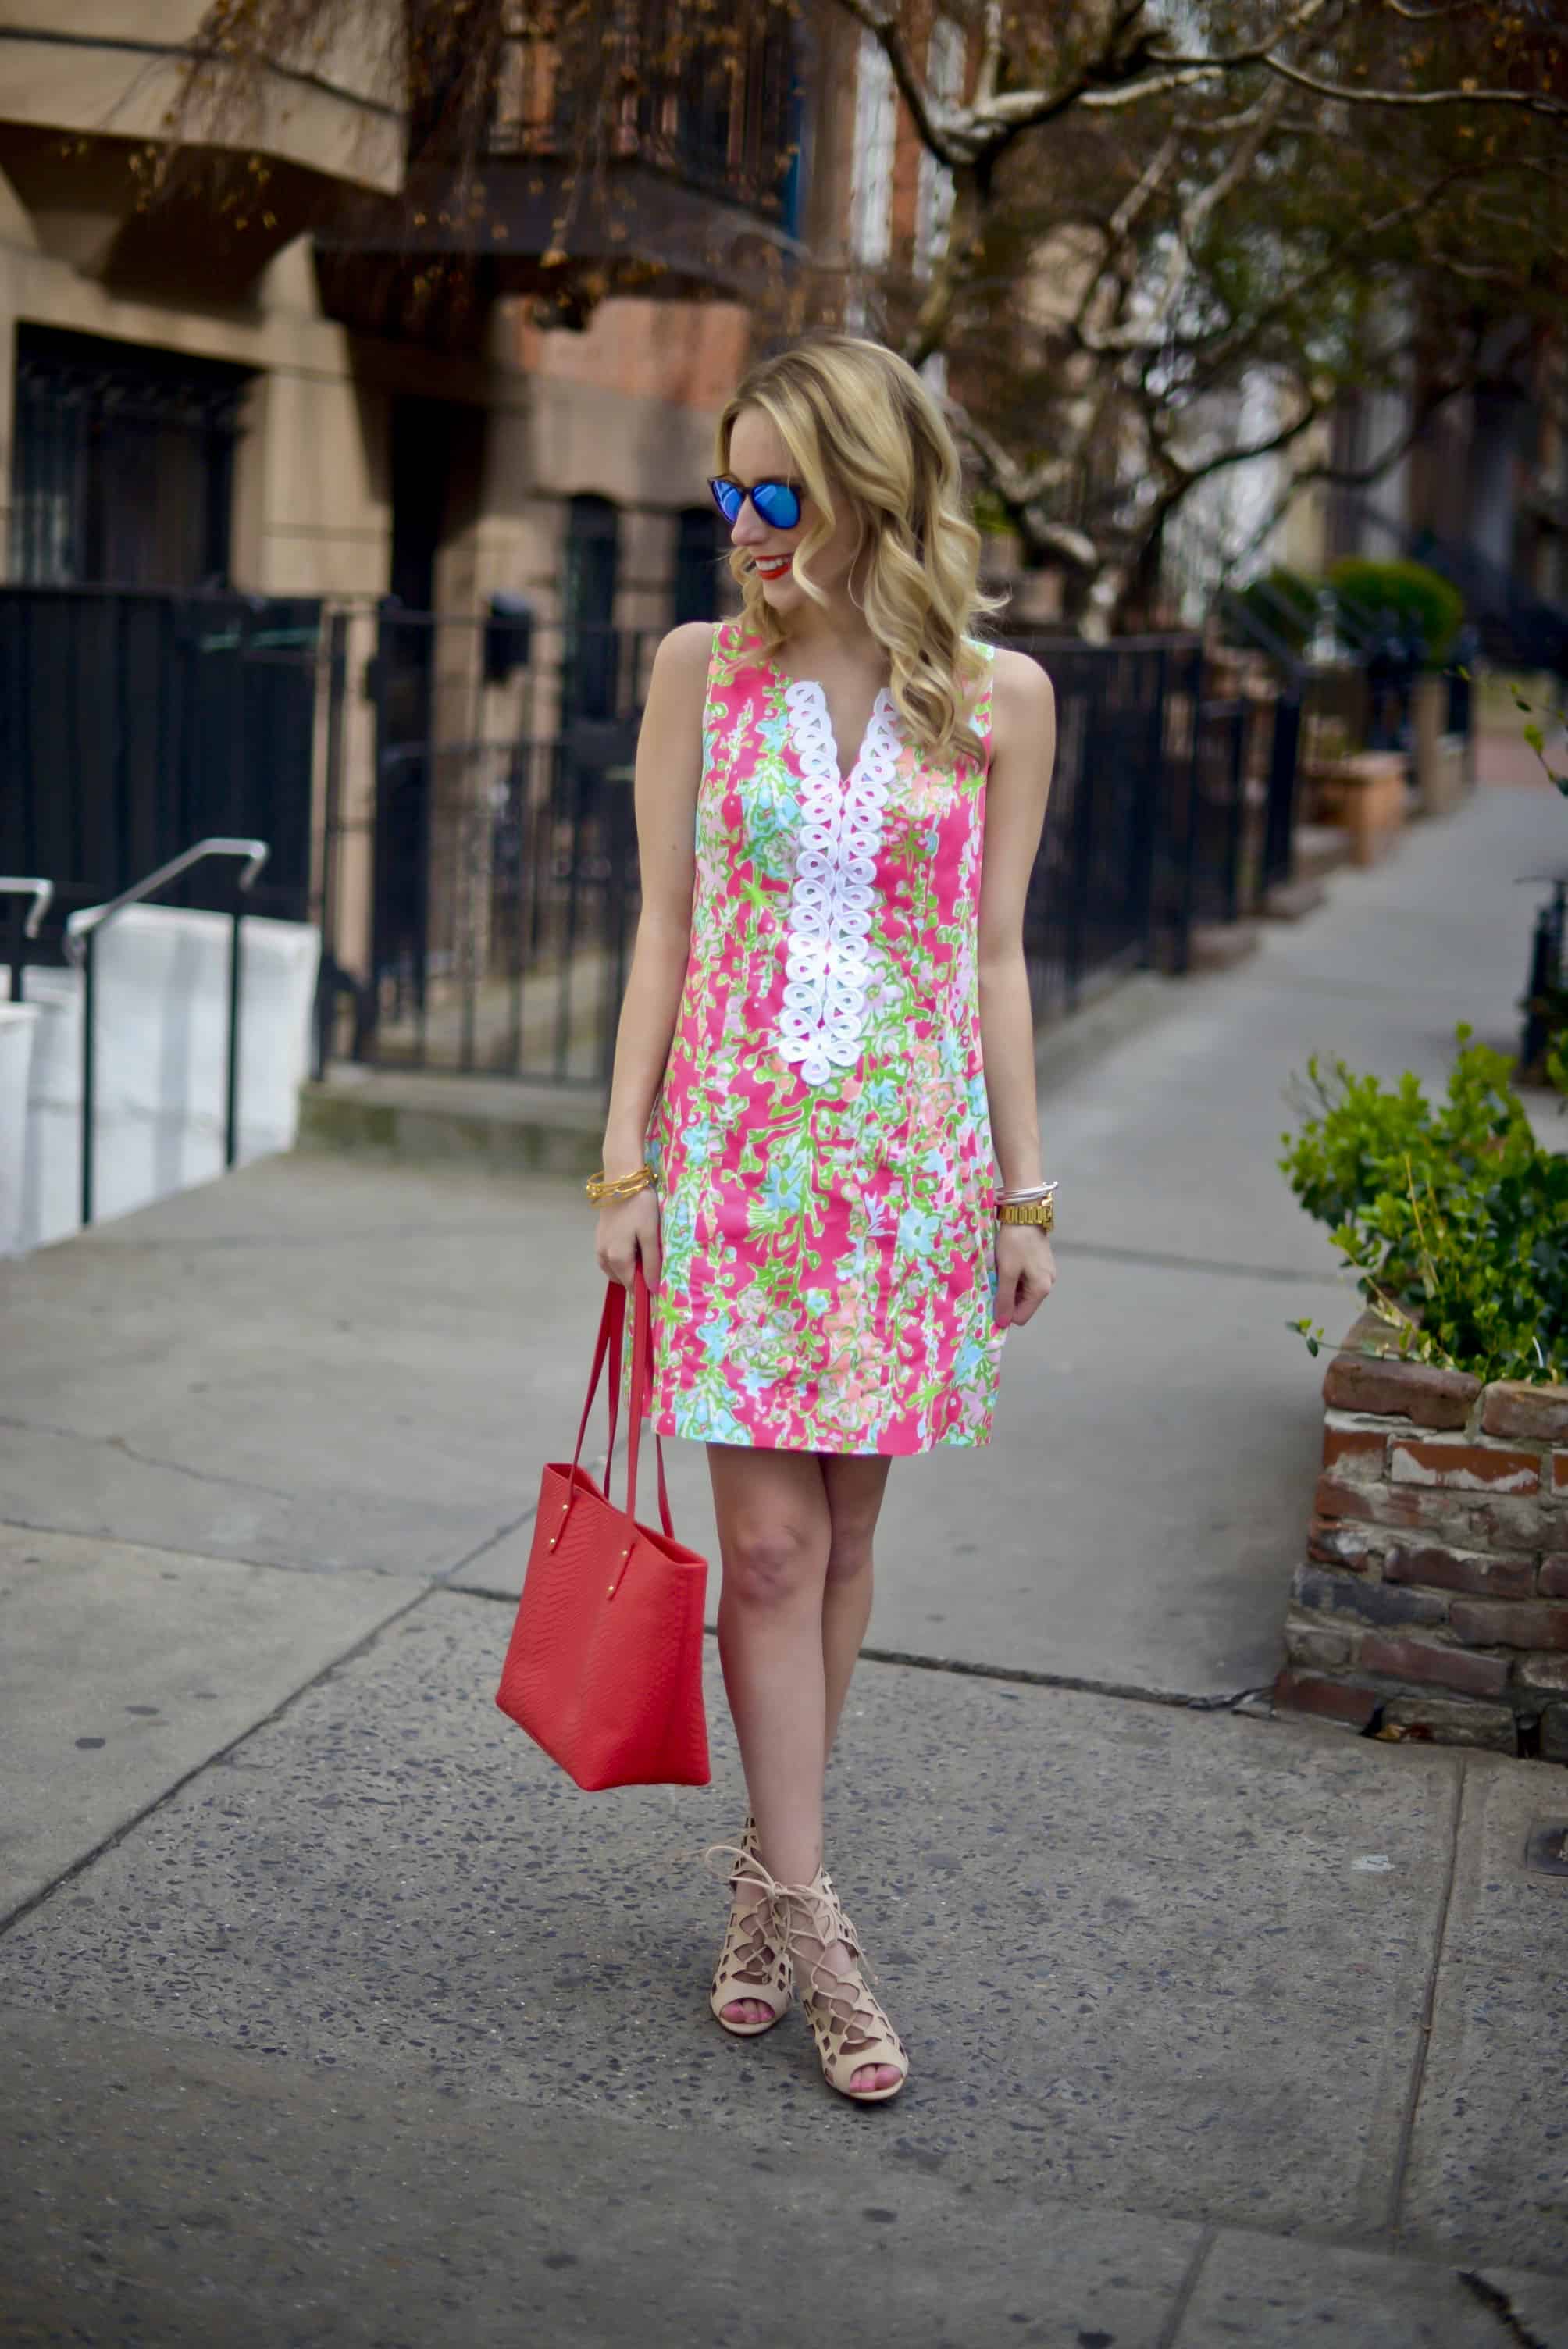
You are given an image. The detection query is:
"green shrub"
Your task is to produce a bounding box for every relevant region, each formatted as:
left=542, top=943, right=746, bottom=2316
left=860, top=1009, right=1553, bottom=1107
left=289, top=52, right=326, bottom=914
left=1235, top=565, right=1320, bottom=655
left=1279, top=1022, right=1568, bottom=1384
left=1327, top=557, right=1465, bottom=666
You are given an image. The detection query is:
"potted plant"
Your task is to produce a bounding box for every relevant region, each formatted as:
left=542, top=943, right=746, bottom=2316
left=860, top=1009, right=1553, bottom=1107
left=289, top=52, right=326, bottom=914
left=1327, top=558, right=1467, bottom=814
left=1281, top=1021, right=1566, bottom=1382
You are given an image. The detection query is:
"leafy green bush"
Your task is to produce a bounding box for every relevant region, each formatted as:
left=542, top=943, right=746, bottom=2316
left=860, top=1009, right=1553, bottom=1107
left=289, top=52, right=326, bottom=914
left=1235, top=565, right=1320, bottom=655
left=1327, top=557, right=1465, bottom=666
left=1279, top=1022, right=1568, bottom=1384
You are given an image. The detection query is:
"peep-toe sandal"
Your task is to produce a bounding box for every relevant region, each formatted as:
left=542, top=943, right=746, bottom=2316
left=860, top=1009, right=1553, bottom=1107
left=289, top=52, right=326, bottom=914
left=704, top=1843, right=909, bottom=2101
left=707, top=1815, right=793, bottom=2037
left=782, top=1863, right=909, bottom=2104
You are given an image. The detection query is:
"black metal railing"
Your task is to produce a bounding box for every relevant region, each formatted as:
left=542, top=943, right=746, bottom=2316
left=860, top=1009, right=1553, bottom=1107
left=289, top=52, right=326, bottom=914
left=65, top=839, right=269, bottom=1226
left=0, top=876, right=53, bottom=1004
left=487, top=12, right=797, bottom=222
left=1517, top=868, right=1568, bottom=1078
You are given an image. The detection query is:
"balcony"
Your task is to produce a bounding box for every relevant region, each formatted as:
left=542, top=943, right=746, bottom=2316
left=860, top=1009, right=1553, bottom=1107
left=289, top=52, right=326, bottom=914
left=0, top=9, right=401, bottom=300
left=315, top=12, right=805, bottom=340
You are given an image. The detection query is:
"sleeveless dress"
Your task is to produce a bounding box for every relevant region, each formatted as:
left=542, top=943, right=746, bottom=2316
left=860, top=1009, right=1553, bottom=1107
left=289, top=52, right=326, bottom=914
left=631, top=615, right=1007, bottom=1455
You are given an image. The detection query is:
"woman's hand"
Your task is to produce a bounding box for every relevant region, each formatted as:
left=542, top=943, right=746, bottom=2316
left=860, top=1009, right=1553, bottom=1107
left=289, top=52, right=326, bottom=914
left=595, top=1188, right=663, bottom=1292
left=995, top=1224, right=1055, bottom=1330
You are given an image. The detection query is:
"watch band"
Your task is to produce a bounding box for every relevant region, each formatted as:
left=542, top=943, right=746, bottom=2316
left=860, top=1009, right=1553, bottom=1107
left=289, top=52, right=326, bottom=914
left=996, top=1196, right=1055, bottom=1229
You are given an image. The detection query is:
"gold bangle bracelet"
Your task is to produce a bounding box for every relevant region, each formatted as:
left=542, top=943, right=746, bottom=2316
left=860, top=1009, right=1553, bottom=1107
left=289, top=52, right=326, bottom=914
left=586, top=1164, right=655, bottom=1205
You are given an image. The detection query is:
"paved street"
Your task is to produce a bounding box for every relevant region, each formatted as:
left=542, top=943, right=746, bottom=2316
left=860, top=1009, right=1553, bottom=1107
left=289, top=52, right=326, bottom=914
left=2, top=755, right=1566, bottom=2347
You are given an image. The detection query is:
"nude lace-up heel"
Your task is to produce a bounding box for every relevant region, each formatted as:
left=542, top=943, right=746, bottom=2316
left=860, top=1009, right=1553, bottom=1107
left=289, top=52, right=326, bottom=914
left=779, top=1862, right=908, bottom=2103
left=703, top=1844, right=909, bottom=2101
left=707, top=1814, right=793, bottom=2037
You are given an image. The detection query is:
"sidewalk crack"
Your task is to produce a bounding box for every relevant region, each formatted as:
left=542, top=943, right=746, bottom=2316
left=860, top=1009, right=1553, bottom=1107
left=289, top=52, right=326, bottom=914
left=1155, top=2224, right=1217, bottom=2348
left=436, top=1505, right=540, bottom=1584
left=1385, top=1755, right=1467, bottom=2237
left=450, top=1588, right=1278, bottom=1715
left=1058, top=1238, right=1355, bottom=1287
left=852, top=1641, right=1280, bottom=1716
left=0, top=1583, right=437, bottom=1941
left=0, top=1412, right=305, bottom=1506
left=1458, top=2270, right=1553, bottom=2348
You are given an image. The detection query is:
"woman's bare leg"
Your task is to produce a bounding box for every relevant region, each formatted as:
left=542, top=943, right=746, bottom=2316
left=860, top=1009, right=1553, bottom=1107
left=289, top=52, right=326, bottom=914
left=707, top=1442, right=832, bottom=2020
left=707, top=1442, right=901, bottom=2093
left=817, top=1453, right=902, bottom=2091
left=820, top=1455, right=893, bottom=1762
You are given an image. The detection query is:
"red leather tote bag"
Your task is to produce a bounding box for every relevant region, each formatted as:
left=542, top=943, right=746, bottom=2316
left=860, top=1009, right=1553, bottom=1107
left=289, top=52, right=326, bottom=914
left=495, top=1264, right=711, bottom=1790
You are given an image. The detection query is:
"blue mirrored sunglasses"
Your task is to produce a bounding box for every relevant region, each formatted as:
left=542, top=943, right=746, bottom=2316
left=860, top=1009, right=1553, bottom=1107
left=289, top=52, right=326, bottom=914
left=707, top=476, right=803, bottom=532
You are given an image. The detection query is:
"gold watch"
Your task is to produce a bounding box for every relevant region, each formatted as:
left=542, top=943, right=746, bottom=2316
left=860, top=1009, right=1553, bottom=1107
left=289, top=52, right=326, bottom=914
left=997, top=1196, right=1055, bottom=1230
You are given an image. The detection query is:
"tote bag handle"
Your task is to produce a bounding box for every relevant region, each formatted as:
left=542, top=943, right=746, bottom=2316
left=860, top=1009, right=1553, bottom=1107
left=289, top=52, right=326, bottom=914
left=562, top=1263, right=672, bottom=1542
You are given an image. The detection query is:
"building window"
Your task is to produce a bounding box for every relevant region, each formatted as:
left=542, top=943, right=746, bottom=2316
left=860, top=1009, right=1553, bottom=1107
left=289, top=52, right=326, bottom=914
left=914, top=17, right=963, bottom=282
left=849, top=30, right=896, bottom=279
left=562, top=493, right=622, bottom=719
left=8, top=325, right=248, bottom=589
left=673, top=506, right=727, bottom=626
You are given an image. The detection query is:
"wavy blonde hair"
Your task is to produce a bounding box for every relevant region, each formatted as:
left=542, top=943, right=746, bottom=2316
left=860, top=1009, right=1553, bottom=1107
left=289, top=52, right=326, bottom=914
left=715, top=336, right=1003, bottom=765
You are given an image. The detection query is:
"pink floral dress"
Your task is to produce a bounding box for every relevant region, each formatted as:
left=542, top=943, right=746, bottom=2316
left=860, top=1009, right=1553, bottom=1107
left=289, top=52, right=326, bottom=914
left=633, top=616, right=1007, bottom=1454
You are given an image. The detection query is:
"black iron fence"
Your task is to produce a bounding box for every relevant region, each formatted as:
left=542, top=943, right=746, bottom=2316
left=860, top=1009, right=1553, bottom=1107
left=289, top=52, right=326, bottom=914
left=3, top=588, right=1305, bottom=1101
left=315, top=616, right=1279, bottom=1081
left=1000, top=633, right=1289, bottom=1014
left=315, top=606, right=663, bottom=1085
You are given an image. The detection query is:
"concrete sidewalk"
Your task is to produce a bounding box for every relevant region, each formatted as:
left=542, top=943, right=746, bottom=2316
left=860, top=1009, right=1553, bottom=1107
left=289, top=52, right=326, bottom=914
left=2, top=768, right=1567, bottom=2346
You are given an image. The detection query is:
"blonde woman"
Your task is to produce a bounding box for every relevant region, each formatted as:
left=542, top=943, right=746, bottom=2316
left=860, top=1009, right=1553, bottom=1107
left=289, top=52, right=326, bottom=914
left=593, top=335, right=1057, bottom=2104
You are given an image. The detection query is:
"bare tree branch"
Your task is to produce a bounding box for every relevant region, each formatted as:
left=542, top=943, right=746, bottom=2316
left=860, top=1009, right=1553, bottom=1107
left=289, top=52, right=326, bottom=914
left=832, top=0, right=985, bottom=166
left=956, top=406, right=1077, bottom=517
left=1172, top=170, right=1484, bottom=380
left=1223, top=368, right=1478, bottom=578
left=1073, top=81, right=1288, bottom=356
left=1261, top=56, right=1568, bottom=123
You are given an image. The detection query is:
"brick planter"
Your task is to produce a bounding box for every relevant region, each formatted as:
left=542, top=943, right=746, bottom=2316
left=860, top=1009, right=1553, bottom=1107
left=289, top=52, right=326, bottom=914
left=1275, top=1312, right=1568, bottom=1763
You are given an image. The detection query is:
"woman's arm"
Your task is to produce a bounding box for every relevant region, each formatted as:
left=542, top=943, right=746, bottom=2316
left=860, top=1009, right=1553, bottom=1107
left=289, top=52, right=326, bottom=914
left=978, top=647, right=1058, bottom=1326
left=595, top=620, right=710, bottom=1288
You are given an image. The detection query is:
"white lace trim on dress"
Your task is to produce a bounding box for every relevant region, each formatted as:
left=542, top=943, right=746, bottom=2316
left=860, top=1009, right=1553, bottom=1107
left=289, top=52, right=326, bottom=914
left=777, top=678, right=900, bottom=1087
